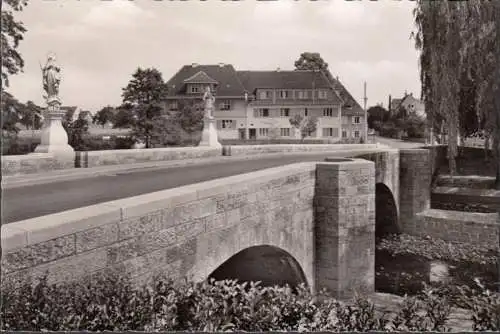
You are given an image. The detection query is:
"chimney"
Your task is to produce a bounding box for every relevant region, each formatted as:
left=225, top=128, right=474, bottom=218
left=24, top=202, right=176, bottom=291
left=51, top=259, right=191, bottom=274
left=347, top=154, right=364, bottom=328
left=276, top=67, right=280, bottom=72
left=388, top=95, right=392, bottom=111
left=219, top=63, right=225, bottom=68
left=192, top=63, right=199, bottom=68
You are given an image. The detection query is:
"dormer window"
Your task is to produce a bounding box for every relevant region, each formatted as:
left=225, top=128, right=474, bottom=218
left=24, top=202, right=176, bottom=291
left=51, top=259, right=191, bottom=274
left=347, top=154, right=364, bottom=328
left=318, top=90, right=328, bottom=99
left=190, top=85, right=200, bottom=93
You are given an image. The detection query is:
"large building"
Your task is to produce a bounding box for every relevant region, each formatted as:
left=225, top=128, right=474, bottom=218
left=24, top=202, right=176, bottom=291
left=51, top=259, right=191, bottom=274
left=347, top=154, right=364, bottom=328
left=166, top=63, right=365, bottom=141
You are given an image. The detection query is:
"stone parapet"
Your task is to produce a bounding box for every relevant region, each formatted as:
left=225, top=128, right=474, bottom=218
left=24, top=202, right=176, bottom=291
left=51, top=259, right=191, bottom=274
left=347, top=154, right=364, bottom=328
left=224, top=144, right=382, bottom=156
left=1, top=153, right=74, bottom=176
left=76, top=147, right=221, bottom=168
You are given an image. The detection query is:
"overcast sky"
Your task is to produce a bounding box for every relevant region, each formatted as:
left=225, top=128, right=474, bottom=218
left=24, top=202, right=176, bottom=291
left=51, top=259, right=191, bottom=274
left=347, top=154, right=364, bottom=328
left=7, top=0, right=421, bottom=112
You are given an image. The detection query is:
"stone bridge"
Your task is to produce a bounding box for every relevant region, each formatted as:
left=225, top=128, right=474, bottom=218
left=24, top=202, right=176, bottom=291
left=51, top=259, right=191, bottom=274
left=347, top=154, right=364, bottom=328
left=1, top=148, right=431, bottom=299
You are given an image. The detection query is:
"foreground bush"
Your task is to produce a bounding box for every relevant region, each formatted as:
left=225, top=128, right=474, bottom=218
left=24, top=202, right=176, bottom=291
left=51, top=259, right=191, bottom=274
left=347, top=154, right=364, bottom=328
left=0, top=271, right=464, bottom=332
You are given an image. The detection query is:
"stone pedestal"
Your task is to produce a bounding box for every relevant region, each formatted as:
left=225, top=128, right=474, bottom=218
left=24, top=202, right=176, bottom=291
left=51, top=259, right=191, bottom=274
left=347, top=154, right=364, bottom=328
left=314, top=158, right=376, bottom=300
left=199, top=116, right=221, bottom=149
left=34, top=101, right=74, bottom=155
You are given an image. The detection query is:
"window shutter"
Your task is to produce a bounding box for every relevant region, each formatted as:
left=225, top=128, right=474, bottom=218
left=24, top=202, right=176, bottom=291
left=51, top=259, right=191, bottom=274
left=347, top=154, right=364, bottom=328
left=216, top=120, right=222, bottom=129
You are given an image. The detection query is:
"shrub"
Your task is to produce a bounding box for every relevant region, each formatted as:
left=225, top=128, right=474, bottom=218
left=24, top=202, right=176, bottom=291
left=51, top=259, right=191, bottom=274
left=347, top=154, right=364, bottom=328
left=0, top=272, right=469, bottom=332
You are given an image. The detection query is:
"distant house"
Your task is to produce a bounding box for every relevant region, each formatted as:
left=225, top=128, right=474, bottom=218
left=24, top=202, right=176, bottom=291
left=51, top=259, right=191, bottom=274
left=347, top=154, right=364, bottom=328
left=388, top=92, right=425, bottom=118
left=60, top=106, right=95, bottom=123
left=166, top=63, right=365, bottom=142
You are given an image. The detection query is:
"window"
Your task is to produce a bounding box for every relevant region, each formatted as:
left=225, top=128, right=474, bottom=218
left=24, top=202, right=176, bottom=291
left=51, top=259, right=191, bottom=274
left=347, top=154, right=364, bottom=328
left=259, top=128, right=269, bottom=137
left=323, top=108, right=334, bottom=117
left=318, top=90, right=328, bottom=99
left=222, top=120, right=234, bottom=129
left=254, top=108, right=270, bottom=118
left=354, top=130, right=360, bottom=138
left=322, top=127, right=338, bottom=137
left=219, top=100, right=231, bottom=111
left=259, top=90, right=272, bottom=100
left=280, top=128, right=291, bottom=137
left=297, top=90, right=308, bottom=99
left=304, top=108, right=309, bottom=117
left=190, top=85, right=200, bottom=93
left=279, top=90, right=290, bottom=99
left=280, top=108, right=290, bottom=117
left=169, top=100, right=178, bottom=111
left=354, top=116, right=361, bottom=124
left=342, top=130, right=347, bottom=138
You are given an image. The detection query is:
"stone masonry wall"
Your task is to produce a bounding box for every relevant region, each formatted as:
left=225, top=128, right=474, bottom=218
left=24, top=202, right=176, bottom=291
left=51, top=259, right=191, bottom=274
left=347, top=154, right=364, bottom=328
left=1, top=163, right=316, bottom=292
left=415, top=209, right=499, bottom=247
left=399, top=149, right=432, bottom=235
left=226, top=144, right=381, bottom=156
left=314, top=159, right=376, bottom=300
left=352, top=149, right=400, bottom=218
left=76, top=147, right=221, bottom=168
left=1, top=153, right=74, bottom=176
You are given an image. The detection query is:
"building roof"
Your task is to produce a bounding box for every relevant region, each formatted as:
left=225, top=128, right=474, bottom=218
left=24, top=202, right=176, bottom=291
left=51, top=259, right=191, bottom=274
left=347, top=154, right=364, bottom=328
left=183, top=71, right=218, bottom=84
left=166, top=64, right=363, bottom=113
left=167, top=64, right=246, bottom=97
left=327, top=76, right=364, bottom=116
left=236, top=70, right=333, bottom=91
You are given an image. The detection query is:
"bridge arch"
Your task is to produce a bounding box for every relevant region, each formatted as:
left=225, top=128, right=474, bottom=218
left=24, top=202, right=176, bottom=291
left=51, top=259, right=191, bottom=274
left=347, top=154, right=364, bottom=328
left=375, top=182, right=400, bottom=240
left=208, top=245, right=308, bottom=289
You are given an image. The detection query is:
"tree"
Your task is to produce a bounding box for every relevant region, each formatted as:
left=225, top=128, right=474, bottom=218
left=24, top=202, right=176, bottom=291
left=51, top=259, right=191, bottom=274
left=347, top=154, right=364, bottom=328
left=121, top=67, right=168, bottom=148
left=289, top=114, right=318, bottom=141
left=62, top=108, right=89, bottom=151
left=294, top=52, right=329, bottom=72
left=93, top=106, right=115, bottom=127
left=174, top=100, right=204, bottom=145
left=1, top=0, right=28, bottom=90
left=413, top=1, right=500, bottom=187
left=20, top=100, right=43, bottom=130
left=113, top=104, right=135, bottom=129
left=367, top=106, right=391, bottom=130
left=1, top=91, right=21, bottom=132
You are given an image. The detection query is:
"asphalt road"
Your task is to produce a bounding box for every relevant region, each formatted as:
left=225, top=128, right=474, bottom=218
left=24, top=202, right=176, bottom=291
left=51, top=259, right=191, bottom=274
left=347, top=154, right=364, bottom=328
left=2, top=152, right=352, bottom=224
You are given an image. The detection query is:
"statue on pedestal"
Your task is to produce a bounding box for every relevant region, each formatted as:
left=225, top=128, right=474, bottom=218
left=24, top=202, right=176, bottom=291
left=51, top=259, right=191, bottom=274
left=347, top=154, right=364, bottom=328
left=33, top=52, right=74, bottom=154
left=41, top=53, right=61, bottom=105
left=202, top=86, right=215, bottom=118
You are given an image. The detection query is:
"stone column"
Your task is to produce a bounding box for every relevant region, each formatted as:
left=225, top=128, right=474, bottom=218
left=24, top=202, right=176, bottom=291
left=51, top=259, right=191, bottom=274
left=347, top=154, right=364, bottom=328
left=314, top=158, right=376, bottom=300
left=399, top=149, right=432, bottom=234
left=34, top=100, right=74, bottom=155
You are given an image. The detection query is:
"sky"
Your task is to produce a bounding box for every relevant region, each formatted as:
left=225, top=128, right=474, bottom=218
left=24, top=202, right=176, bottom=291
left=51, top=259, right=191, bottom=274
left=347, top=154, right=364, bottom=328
left=7, top=0, right=421, bottom=112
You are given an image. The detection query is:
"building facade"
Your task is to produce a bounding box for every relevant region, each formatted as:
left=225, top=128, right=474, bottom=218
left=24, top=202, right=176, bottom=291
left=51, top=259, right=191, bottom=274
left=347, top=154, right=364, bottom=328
left=166, top=63, right=365, bottom=141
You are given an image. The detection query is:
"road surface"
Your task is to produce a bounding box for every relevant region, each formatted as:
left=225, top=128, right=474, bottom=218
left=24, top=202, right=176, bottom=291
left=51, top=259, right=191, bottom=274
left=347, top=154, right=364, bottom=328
left=2, top=138, right=423, bottom=224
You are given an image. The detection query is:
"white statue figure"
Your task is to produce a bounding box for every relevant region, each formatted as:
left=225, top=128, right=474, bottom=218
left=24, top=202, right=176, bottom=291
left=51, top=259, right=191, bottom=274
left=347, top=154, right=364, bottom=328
left=41, top=53, right=61, bottom=103
left=202, top=86, right=215, bottom=118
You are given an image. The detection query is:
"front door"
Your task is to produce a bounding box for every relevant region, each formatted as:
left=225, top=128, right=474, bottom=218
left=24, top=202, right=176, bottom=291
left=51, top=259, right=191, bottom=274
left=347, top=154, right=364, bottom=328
left=249, top=128, right=257, bottom=140
left=239, top=129, right=246, bottom=140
